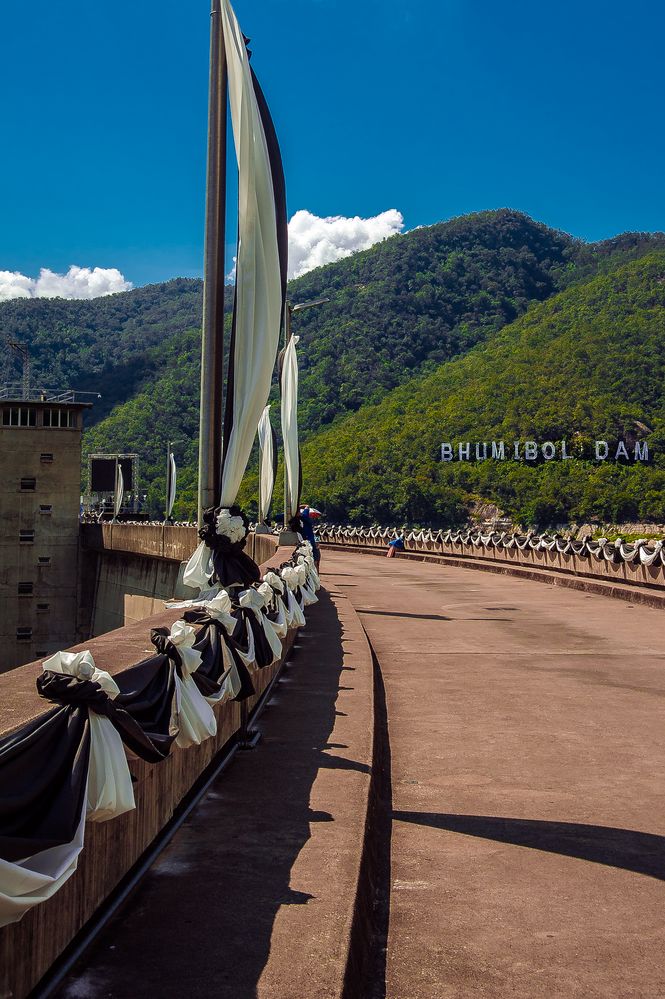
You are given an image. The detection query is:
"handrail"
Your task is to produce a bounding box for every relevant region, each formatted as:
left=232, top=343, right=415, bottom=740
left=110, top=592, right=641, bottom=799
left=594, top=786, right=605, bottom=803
left=318, top=524, right=665, bottom=591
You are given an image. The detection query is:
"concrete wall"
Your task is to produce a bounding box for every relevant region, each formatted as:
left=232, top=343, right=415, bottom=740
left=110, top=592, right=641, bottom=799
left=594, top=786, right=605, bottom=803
left=79, top=525, right=280, bottom=637
left=0, top=406, right=87, bottom=672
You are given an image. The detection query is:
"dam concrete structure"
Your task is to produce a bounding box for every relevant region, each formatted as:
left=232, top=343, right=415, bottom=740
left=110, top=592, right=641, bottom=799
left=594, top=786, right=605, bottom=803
left=1, top=528, right=665, bottom=998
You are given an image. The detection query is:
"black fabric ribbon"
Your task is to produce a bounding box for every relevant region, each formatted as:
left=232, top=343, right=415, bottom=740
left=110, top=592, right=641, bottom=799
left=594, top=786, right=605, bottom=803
left=197, top=614, right=254, bottom=701
left=0, top=705, right=90, bottom=862
left=113, top=655, right=180, bottom=761
left=37, top=667, right=175, bottom=765
left=150, top=628, right=183, bottom=673
left=234, top=607, right=275, bottom=670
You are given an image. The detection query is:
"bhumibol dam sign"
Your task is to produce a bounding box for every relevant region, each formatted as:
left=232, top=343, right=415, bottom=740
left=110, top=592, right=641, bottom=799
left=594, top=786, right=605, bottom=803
left=440, top=440, right=650, bottom=462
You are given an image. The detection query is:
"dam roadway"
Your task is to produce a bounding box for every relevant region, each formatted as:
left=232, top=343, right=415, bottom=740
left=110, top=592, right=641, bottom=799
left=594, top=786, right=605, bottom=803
left=55, top=549, right=665, bottom=999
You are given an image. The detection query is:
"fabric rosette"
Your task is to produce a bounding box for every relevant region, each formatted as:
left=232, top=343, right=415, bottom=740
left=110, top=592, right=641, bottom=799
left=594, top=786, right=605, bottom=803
left=199, top=505, right=261, bottom=590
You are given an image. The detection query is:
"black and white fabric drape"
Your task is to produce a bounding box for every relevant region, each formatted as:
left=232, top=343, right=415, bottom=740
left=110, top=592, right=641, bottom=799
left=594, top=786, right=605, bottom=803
left=184, top=0, right=287, bottom=593
left=219, top=0, right=287, bottom=507
left=0, top=542, right=322, bottom=928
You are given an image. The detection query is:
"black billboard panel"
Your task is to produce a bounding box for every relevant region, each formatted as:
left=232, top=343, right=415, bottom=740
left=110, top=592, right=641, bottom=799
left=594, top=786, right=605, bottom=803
left=90, top=457, right=134, bottom=491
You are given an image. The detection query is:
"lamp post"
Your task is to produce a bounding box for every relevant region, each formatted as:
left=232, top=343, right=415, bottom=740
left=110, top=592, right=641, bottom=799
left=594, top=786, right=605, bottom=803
left=279, top=296, right=329, bottom=545
left=197, top=0, right=228, bottom=527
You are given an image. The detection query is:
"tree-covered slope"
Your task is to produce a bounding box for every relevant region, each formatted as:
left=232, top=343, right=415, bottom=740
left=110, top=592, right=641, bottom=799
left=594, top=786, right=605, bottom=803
left=0, top=279, right=202, bottom=423
left=84, top=209, right=588, bottom=514
left=293, top=253, right=665, bottom=528
left=5, top=209, right=664, bottom=517
left=83, top=326, right=203, bottom=514
left=283, top=209, right=577, bottom=429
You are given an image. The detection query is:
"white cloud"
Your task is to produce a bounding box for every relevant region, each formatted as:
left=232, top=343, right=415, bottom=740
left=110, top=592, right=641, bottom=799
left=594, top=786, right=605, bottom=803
left=0, top=265, right=133, bottom=302
left=287, top=208, right=404, bottom=279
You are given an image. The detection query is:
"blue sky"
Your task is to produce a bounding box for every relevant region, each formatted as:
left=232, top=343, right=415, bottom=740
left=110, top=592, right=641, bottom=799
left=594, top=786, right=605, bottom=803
left=2, top=0, right=664, bottom=290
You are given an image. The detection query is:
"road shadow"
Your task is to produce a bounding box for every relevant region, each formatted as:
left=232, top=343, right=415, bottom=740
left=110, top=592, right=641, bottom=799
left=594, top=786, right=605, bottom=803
left=356, top=608, right=452, bottom=622
left=55, top=589, right=350, bottom=999
left=392, top=811, right=665, bottom=880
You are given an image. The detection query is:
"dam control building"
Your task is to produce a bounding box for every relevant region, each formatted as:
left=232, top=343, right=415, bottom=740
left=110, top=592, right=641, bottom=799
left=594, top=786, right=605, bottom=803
left=0, top=391, right=92, bottom=672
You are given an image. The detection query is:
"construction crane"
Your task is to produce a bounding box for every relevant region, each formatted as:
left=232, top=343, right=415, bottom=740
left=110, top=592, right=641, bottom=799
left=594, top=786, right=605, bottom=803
left=6, top=340, right=30, bottom=399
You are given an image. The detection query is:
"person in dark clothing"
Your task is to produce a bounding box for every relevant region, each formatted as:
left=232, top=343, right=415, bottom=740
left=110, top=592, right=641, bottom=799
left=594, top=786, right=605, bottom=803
left=299, top=505, right=321, bottom=566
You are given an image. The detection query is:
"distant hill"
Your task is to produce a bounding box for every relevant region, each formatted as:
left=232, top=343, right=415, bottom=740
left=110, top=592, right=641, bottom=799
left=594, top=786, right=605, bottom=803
left=290, top=253, right=665, bottom=528
left=2, top=209, right=665, bottom=518
left=0, top=279, right=202, bottom=423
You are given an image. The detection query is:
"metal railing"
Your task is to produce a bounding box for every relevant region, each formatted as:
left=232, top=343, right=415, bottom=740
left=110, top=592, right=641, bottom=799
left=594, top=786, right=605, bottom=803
left=0, top=384, right=100, bottom=403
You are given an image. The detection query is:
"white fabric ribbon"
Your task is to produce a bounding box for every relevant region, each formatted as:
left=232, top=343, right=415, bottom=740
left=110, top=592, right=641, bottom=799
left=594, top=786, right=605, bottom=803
left=239, top=588, right=282, bottom=664
left=0, top=802, right=87, bottom=929
left=167, top=621, right=203, bottom=679
left=159, top=622, right=216, bottom=748
left=284, top=586, right=306, bottom=628
left=257, top=580, right=275, bottom=606
left=42, top=651, right=135, bottom=823
left=258, top=404, right=276, bottom=523
left=174, top=674, right=217, bottom=749
left=280, top=566, right=300, bottom=591
left=268, top=595, right=289, bottom=638
left=218, top=0, right=284, bottom=506
left=203, top=589, right=237, bottom=636
left=183, top=540, right=214, bottom=593
left=263, top=570, right=285, bottom=594
left=281, top=335, right=301, bottom=520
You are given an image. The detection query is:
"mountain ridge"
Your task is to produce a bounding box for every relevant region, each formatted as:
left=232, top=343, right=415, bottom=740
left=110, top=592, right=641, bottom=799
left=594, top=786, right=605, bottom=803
left=288, top=252, right=665, bottom=527
left=3, top=209, right=665, bottom=519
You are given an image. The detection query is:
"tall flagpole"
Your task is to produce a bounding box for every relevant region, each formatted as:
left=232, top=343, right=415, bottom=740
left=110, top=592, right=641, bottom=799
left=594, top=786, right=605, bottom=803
left=198, top=0, right=228, bottom=526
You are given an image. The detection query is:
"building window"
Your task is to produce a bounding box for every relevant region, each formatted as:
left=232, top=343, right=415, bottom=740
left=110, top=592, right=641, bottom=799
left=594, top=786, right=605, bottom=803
left=17, top=581, right=33, bottom=595
left=36, top=602, right=50, bottom=612
left=43, top=409, right=75, bottom=429
left=16, top=628, right=32, bottom=641
left=38, top=556, right=51, bottom=566
left=40, top=453, right=54, bottom=462
left=20, top=477, right=36, bottom=491
left=39, top=504, right=52, bottom=515
left=19, top=530, right=35, bottom=543
left=2, top=407, right=36, bottom=427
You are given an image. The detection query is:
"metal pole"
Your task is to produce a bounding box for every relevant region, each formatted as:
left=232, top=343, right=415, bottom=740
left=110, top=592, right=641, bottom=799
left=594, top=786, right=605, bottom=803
left=283, top=303, right=291, bottom=529
left=198, top=0, right=228, bottom=526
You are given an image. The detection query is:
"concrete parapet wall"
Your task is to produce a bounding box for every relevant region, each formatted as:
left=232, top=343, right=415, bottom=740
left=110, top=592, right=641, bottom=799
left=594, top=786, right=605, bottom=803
left=80, top=523, right=279, bottom=567
left=79, top=526, right=281, bottom=637
left=322, top=535, right=665, bottom=604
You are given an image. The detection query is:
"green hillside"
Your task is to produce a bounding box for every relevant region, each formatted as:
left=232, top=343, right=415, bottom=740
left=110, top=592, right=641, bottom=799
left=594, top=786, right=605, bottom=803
left=292, top=253, right=665, bottom=528
left=3, top=209, right=664, bottom=519
left=82, top=209, right=587, bottom=514
left=0, top=279, right=202, bottom=424
left=82, top=214, right=665, bottom=516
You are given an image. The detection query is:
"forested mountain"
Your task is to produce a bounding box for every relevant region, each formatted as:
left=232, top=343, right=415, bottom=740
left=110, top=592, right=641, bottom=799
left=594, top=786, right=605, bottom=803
left=283, top=254, right=665, bottom=528
left=0, top=279, right=202, bottom=423
left=3, top=209, right=665, bottom=520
